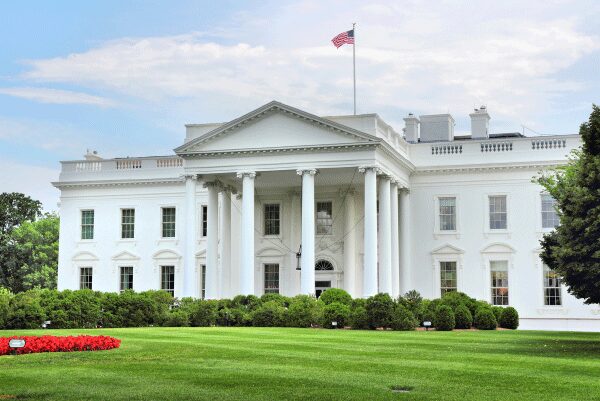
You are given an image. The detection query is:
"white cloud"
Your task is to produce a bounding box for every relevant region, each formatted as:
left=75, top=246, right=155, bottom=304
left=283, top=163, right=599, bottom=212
left=0, top=87, right=115, bottom=107
left=0, top=159, right=60, bottom=212
left=14, top=1, right=600, bottom=133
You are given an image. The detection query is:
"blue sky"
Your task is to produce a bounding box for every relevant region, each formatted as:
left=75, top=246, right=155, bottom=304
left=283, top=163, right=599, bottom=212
left=1, top=0, right=599, bottom=210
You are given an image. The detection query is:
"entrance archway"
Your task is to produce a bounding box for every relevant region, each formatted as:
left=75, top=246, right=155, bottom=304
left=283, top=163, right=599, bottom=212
left=315, top=259, right=334, bottom=297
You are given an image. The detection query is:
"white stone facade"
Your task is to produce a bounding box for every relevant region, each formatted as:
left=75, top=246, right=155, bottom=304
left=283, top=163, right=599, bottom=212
left=54, top=101, right=600, bottom=331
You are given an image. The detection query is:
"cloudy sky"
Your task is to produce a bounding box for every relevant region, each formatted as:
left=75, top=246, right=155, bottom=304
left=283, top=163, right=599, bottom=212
left=1, top=0, right=598, bottom=210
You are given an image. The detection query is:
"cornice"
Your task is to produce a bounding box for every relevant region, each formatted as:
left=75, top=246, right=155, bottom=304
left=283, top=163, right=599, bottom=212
left=179, top=142, right=378, bottom=158
left=52, top=177, right=184, bottom=189
left=413, top=160, right=567, bottom=175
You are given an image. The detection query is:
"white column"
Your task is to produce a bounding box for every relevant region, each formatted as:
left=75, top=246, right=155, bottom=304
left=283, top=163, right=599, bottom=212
left=360, top=167, right=378, bottom=297
left=289, top=191, right=301, bottom=295
left=399, top=188, right=411, bottom=294
left=183, top=174, right=197, bottom=298
left=205, top=182, right=219, bottom=299
left=343, top=190, right=357, bottom=297
left=219, top=190, right=231, bottom=298
left=297, top=169, right=317, bottom=295
left=378, top=175, right=392, bottom=295
left=390, top=182, right=400, bottom=298
left=238, top=172, right=256, bottom=295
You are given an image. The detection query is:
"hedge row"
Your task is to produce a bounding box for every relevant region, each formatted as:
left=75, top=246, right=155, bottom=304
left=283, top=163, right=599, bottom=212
left=0, top=287, right=518, bottom=331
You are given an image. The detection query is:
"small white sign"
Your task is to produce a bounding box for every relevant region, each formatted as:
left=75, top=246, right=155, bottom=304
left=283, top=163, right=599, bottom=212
left=331, top=321, right=338, bottom=326
left=9, top=339, right=26, bottom=348
left=423, top=321, right=432, bottom=327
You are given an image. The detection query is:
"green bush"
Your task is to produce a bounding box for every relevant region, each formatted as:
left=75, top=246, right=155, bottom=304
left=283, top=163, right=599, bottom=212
left=499, top=307, right=519, bottom=329
left=398, top=290, right=424, bottom=322
left=454, top=304, right=473, bottom=329
left=0, top=287, right=12, bottom=328
left=474, top=308, right=497, bottom=330
left=421, top=298, right=441, bottom=326
left=186, top=299, right=218, bottom=327
left=260, top=293, right=290, bottom=307
left=232, top=294, right=262, bottom=311
left=390, top=305, right=418, bottom=331
left=440, top=291, right=478, bottom=316
left=492, top=306, right=504, bottom=323
left=286, top=295, right=319, bottom=327
left=163, top=310, right=190, bottom=327
left=434, top=305, right=455, bottom=331
left=349, top=306, right=370, bottom=330
left=319, top=288, right=352, bottom=306
left=6, top=290, right=45, bottom=329
left=366, top=293, right=395, bottom=329
left=251, top=301, right=286, bottom=327
left=319, top=302, right=350, bottom=328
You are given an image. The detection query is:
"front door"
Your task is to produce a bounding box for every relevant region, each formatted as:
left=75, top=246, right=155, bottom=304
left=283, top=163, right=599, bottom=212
left=315, top=280, right=331, bottom=298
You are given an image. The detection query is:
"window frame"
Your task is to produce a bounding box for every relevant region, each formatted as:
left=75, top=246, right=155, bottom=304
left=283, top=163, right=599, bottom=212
left=79, top=267, right=93, bottom=290
left=315, top=200, right=334, bottom=236
left=119, top=266, right=134, bottom=292
left=201, top=205, right=208, bottom=237
left=80, top=209, right=95, bottom=240
left=484, top=193, right=510, bottom=234
left=434, top=195, right=460, bottom=237
left=160, top=265, right=175, bottom=296
left=263, top=203, right=281, bottom=236
left=439, top=261, right=458, bottom=296
left=541, top=193, right=560, bottom=230
left=263, top=263, right=280, bottom=294
left=543, top=263, right=562, bottom=306
left=160, top=207, right=177, bottom=239
left=490, top=260, right=509, bottom=306
left=120, top=208, right=135, bottom=239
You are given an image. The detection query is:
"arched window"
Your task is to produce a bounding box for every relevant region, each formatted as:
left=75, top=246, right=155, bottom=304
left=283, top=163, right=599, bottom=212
left=315, top=260, right=334, bottom=271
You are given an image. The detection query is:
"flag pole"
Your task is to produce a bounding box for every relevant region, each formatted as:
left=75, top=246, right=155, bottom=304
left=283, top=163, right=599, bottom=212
left=352, top=22, right=356, bottom=115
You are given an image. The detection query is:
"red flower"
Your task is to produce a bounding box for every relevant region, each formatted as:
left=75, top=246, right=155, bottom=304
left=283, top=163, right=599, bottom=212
left=0, top=335, right=121, bottom=356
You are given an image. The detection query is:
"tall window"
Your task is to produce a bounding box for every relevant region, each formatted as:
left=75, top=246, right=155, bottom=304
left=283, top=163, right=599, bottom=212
left=264, top=263, right=279, bottom=294
left=490, top=261, right=509, bottom=305
left=80, top=267, right=93, bottom=290
left=81, top=210, right=94, bottom=240
left=541, top=194, right=560, bottom=229
left=439, top=197, right=456, bottom=231
left=201, top=206, right=208, bottom=237
left=264, top=204, right=280, bottom=235
left=440, top=261, right=457, bottom=295
left=201, top=264, right=206, bottom=299
left=120, top=266, right=134, bottom=292
left=316, top=201, right=333, bottom=235
left=121, top=209, right=135, bottom=239
left=543, top=264, right=562, bottom=306
left=161, top=265, right=175, bottom=296
left=161, top=207, right=176, bottom=238
left=489, top=195, right=507, bottom=230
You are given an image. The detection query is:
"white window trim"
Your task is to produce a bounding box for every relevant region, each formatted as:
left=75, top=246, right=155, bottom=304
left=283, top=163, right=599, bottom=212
left=315, top=198, right=335, bottom=237
left=262, top=262, right=281, bottom=295
left=484, top=193, right=511, bottom=237
left=117, top=206, right=137, bottom=243
left=158, top=205, right=178, bottom=241
left=79, top=208, right=96, bottom=243
left=433, top=194, right=460, bottom=239
left=431, top=245, right=464, bottom=298
left=262, top=201, right=283, bottom=238
left=538, top=192, right=559, bottom=234
left=532, top=250, right=566, bottom=310
left=152, top=249, right=182, bottom=298
left=480, top=246, right=514, bottom=305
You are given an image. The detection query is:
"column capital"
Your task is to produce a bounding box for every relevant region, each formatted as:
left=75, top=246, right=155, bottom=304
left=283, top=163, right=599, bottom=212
left=236, top=171, right=256, bottom=179
left=181, top=173, right=198, bottom=180
left=296, top=168, right=318, bottom=176
left=358, top=166, right=381, bottom=174
left=203, top=181, right=220, bottom=189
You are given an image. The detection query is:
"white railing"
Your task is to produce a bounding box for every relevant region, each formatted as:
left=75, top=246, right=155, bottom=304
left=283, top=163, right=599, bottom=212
left=63, top=157, right=184, bottom=176
left=116, top=159, right=142, bottom=169
left=75, top=161, right=102, bottom=172
left=481, top=141, right=513, bottom=152
left=531, top=139, right=567, bottom=150
left=156, top=158, right=183, bottom=168
left=431, top=144, right=463, bottom=155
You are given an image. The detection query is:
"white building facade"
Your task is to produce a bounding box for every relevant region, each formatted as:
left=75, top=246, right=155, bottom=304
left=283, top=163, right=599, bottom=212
left=54, top=101, right=600, bottom=331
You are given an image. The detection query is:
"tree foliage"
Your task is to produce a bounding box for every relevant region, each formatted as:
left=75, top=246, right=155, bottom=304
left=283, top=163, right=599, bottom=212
left=537, top=105, right=600, bottom=304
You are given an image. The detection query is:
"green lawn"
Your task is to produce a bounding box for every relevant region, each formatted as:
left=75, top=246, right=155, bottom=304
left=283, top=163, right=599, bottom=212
left=1, top=328, right=599, bottom=400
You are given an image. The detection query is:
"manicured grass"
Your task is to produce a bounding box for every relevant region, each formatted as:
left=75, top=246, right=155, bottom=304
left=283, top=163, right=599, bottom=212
left=1, top=328, right=599, bottom=400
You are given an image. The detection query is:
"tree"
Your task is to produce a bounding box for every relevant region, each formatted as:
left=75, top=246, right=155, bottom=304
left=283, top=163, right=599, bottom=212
left=0, top=192, right=42, bottom=235
left=537, top=105, right=600, bottom=304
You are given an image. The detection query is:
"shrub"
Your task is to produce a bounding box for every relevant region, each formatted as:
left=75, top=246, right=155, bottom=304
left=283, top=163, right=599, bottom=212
left=474, top=308, right=497, bottom=330
left=390, top=305, right=418, bottom=331
left=250, top=301, right=286, bottom=327
left=365, top=293, right=395, bottom=329
left=260, top=293, right=289, bottom=307
left=398, top=290, right=424, bottom=322
left=349, top=306, right=370, bottom=330
left=163, top=310, right=190, bottom=327
left=286, top=295, right=319, bottom=327
left=492, top=306, right=504, bottom=323
left=320, top=302, right=350, bottom=328
left=231, top=295, right=262, bottom=311
left=319, top=288, right=352, bottom=306
left=454, top=304, right=473, bottom=329
left=440, top=291, right=478, bottom=316
left=421, top=298, right=440, bottom=326
left=6, top=291, right=45, bottom=329
left=0, top=287, right=12, bottom=329
left=186, top=300, right=218, bottom=327
left=499, top=307, right=519, bottom=329
left=434, top=305, right=455, bottom=331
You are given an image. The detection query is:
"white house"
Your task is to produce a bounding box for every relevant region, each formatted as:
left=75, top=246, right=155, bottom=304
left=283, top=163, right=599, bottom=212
left=54, top=101, right=600, bottom=331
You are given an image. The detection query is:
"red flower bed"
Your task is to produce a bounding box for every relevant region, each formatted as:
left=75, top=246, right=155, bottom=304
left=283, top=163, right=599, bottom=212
left=0, top=335, right=121, bottom=356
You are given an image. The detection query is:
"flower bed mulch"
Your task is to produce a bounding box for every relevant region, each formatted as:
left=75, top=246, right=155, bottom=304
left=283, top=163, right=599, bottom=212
left=0, top=335, right=121, bottom=356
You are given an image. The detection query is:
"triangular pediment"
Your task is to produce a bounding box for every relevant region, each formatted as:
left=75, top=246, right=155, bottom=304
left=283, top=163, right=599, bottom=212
left=431, top=244, right=464, bottom=255
left=112, top=250, right=140, bottom=261
left=175, top=101, right=380, bottom=155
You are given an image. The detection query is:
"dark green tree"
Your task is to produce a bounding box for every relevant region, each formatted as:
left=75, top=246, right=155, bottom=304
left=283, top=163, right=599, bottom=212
left=537, top=105, right=600, bottom=304
left=0, top=192, right=42, bottom=235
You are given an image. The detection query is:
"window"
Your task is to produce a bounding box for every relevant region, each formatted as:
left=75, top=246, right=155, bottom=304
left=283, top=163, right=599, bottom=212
left=81, top=210, right=94, bottom=240
left=316, top=201, right=333, bottom=235
left=264, top=263, right=279, bottom=294
left=315, top=260, right=334, bottom=271
left=439, top=197, right=456, bottom=231
left=120, top=266, right=134, bottom=292
left=161, top=265, right=175, bottom=296
left=440, top=261, right=457, bottom=295
left=489, top=195, right=507, bottom=230
left=541, top=194, right=559, bottom=229
left=543, top=264, right=562, bottom=306
left=201, top=206, right=208, bottom=237
left=201, top=264, right=206, bottom=299
left=121, top=208, right=135, bottom=239
left=161, top=207, right=176, bottom=238
left=80, top=267, right=93, bottom=290
left=490, top=261, right=509, bottom=305
left=264, top=204, right=280, bottom=235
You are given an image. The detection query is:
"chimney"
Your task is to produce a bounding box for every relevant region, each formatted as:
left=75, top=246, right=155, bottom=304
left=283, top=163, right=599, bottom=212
left=419, top=114, right=455, bottom=142
left=403, top=113, right=419, bottom=143
left=470, top=106, right=490, bottom=139
left=84, top=149, right=103, bottom=161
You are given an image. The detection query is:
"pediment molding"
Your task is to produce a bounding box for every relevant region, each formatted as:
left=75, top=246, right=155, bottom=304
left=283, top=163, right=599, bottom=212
left=431, top=244, right=465, bottom=255
left=111, top=250, right=140, bottom=261
left=72, top=251, right=98, bottom=261
left=175, top=100, right=381, bottom=155
left=480, top=242, right=516, bottom=254
left=152, top=249, right=182, bottom=260
left=256, top=247, right=286, bottom=258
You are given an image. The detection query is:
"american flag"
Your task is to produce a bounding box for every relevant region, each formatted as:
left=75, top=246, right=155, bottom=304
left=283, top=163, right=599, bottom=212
left=331, top=29, right=354, bottom=48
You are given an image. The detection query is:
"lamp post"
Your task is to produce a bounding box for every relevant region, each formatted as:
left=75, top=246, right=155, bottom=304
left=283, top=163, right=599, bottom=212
left=296, top=245, right=302, bottom=271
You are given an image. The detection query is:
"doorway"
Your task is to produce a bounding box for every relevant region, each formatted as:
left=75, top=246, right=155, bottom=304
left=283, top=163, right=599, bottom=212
left=315, top=280, right=331, bottom=298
